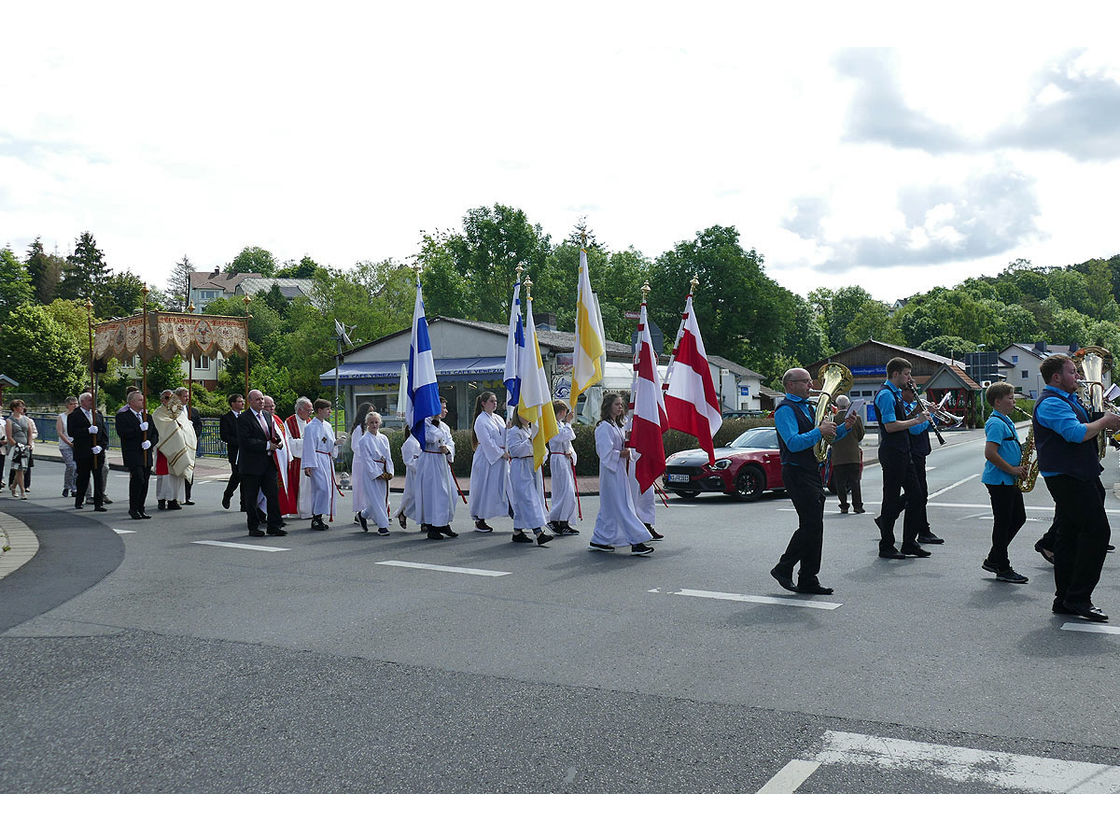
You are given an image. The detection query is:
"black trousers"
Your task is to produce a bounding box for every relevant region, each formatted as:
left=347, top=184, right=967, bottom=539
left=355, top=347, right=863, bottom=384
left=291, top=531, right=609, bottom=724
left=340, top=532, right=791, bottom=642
left=224, top=458, right=241, bottom=508
left=832, top=462, right=862, bottom=511
left=912, top=453, right=931, bottom=534
left=128, top=464, right=152, bottom=514
left=985, top=483, right=1025, bottom=569
left=1043, top=474, right=1109, bottom=609
left=878, top=448, right=921, bottom=550
left=74, top=456, right=104, bottom=506
left=776, top=465, right=825, bottom=583
left=240, top=464, right=282, bottom=532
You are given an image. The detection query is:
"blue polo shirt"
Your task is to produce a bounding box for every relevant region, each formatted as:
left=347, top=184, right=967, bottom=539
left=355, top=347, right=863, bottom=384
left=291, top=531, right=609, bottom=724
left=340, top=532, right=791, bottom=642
left=982, top=411, right=1021, bottom=486
left=774, top=393, right=850, bottom=452
left=1035, top=386, right=1089, bottom=478
left=875, top=381, right=904, bottom=425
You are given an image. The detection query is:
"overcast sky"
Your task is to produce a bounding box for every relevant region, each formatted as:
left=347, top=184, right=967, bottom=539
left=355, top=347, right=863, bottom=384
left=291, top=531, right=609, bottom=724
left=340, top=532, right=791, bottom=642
left=3, top=2, right=1119, bottom=301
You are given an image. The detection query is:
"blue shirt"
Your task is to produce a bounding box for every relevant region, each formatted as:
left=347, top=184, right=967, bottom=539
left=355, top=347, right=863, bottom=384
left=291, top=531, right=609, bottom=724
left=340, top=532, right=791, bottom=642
left=1035, top=385, right=1089, bottom=477
left=775, top=393, right=849, bottom=452
left=982, top=411, right=1021, bottom=486
left=875, top=381, right=903, bottom=425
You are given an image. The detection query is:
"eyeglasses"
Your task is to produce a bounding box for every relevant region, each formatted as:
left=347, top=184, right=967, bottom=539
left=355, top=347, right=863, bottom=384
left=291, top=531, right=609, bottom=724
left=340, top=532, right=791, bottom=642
left=788, top=378, right=812, bottom=384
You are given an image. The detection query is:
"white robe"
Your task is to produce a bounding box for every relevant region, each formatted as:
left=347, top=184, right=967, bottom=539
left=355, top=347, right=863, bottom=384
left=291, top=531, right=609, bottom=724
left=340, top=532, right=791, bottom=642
left=287, top=414, right=315, bottom=520
left=395, top=434, right=421, bottom=521
left=350, top=427, right=369, bottom=513
left=415, top=421, right=455, bottom=528
left=628, top=469, right=657, bottom=526
left=507, top=425, right=547, bottom=531
left=590, top=422, right=649, bottom=547
left=547, top=422, right=578, bottom=525
left=469, top=412, right=510, bottom=522
left=357, top=431, right=394, bottom=529
left=304, top=416, right=338, bottom=517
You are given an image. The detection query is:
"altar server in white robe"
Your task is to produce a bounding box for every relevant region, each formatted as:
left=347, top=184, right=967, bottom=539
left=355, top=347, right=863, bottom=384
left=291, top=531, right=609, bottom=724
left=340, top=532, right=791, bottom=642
left=349, top=401, right=374, bottom=519
left=506, top=412, right=554, bottom=546
left=416, top=400, right=458, bottom=539
left=547, top=400, right=579, bottom=536
left=589, top=393, right=654, bottom=555
left=355, top=411, right=394, bottom=535
left=303, top=398, right=341, bottom=531
left=468, top=391, right=510, bottom=533
left=395, top=432, right=421, bottom=528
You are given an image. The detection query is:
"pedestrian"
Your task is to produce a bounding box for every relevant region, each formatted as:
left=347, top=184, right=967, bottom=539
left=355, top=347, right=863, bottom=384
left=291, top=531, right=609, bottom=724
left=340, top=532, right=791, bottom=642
left=5, top=400, right=33, bottom=500
left=547, top=400, right=579, bottom=535
left=175, top=387, right=201, bottom=505
left=506, top=411, right=553, bottom=546
left=394, top=430, right=421, bottom=530
left=830, top=395, right=864, bottom=514
left=873, top=357, right=930, bottom=559
left=355, top=411, right=394, bottom=535
left=152, top=390, right=196, bottom=510
left=770, top=367, right=854, bottom=595
left=589, top=393, right=654, bottom=556
left=302, top=398, right=338, bottom=531
left=980, top=383, right=1029, bottom=583
left=236, top=389, right=287, bottom=537
left=349, top=401, right=374, bottom=521
left=284, top=396, right=314, bottom=521
left=468, top=391, right=509, bottom=534
left=56, top=396, right=79, bottom=498
left=116, top=390, right=157, bottom=520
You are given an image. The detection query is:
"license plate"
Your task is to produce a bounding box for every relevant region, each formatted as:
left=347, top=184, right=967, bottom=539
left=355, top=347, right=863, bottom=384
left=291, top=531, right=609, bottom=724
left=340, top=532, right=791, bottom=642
left=668, top=473, right=690, bottom=483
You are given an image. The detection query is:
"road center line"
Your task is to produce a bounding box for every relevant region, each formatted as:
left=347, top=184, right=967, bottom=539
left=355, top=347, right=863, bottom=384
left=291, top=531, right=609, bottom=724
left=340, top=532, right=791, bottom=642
left=376, top=560, right=510, bottom=577
left=192, top=540, right=290, bottom=553
left=757, top=759, right=822, bottom=793
left=927, top=473, right=980, bottom=499
left=1061, top=622, right=1120, bottom=636
left=650, top=587, right=841, bottom=610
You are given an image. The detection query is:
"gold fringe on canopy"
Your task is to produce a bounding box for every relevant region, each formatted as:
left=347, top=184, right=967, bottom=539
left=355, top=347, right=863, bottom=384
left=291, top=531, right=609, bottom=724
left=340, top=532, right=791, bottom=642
left=93, top=311, right=249, bottom=363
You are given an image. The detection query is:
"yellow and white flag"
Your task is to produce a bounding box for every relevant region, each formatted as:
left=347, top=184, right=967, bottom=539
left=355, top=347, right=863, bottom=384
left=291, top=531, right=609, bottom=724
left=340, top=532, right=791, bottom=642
left=569, top=247, right=605, bottom=411
left=518, top=293, right=560, bottom=470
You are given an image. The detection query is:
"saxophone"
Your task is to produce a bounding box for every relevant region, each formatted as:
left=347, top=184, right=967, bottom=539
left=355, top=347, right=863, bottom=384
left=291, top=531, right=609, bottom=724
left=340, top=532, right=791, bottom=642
left=1015, top=425, right=1038, bottom=492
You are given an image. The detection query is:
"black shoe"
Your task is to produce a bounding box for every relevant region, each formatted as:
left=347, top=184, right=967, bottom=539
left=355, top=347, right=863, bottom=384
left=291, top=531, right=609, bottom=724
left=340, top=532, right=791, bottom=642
left=646, top=525, right=664, bottom=541
left=158, top=500, right=166, bottom=511
left=770, top=566, right=796, bottom=592
left=512, top=532, right=533, bottom=544
left=474, top=520, right=494, bottom=533
left=183, top=500, right=195, bottom=506
left=221, top=494, right=231, bottom=510
left=838, top=507, right=849, bottom=514
left=420, top=524, right=429, bottom=532
left=796, top=581, right=834, bottom=595
left=93, top=506, right=108, bottom=512
left=853, top=507, right=865, bottom=514
left=873, top=515, right=883, bottom=530
left=398, top=513, right=407, bottom=529
left=266, top=529, right=287, bottom=537
left=130, top=512, right=143, bottom=520
left=102, top=498, right=113, bottom=504
left=981, top=560, right=1002, bottom=574
left=441, top=526, right=458, bottom=538
left=589, top=542, right=615, bottom=552
left=358, top=512, right=368, bottom=532
left=900, top=543, right=932, bottom=557
left=74, top=504, right=84, bottom=510
left=63, top=489, right=69, bottom=498
left=1109, top=544, right=1116, bottom=552
left=536, top=532, right=554, bottom=546
left=879, top=548, right=908, bottom=560
left=139, top=513, right=151, bottom=519
left=377, top=527, right=390, bottom=536
left=1035, top=541, right=1055, bottom=564
left=917, top=533, right=944, bottom=545
left=995, top=568, right=1029, bottom=584
left=631, top=543, right=654, bottom=556
left=548, top=521, right=564, bottom=534
left=166, top=502, right=182, bottom=511
left=426, top=528, right=444, bottom=540
left=561, top=526, right=580, bottom=535
left=1070, top=604, right=1109, bottom=622
left=248, top=529, right=266, bottom=537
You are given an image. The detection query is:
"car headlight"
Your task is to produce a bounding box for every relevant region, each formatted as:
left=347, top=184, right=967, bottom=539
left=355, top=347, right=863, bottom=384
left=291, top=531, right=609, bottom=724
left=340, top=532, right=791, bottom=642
left=712, top=458, right=731, bottom=471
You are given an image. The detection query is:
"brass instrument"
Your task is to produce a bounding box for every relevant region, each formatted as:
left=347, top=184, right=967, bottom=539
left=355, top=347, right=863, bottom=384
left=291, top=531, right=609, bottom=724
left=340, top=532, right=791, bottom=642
left=1015, top=426, right=1039, bottom=492
left=1075, top=345, right=1113, bottom=459
left=812, top=362, right=854, bottom=462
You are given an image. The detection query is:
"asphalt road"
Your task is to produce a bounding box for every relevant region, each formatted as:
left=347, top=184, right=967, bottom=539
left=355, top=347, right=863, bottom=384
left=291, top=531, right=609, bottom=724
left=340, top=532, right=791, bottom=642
left=3, top=426, right=1120, bottom=793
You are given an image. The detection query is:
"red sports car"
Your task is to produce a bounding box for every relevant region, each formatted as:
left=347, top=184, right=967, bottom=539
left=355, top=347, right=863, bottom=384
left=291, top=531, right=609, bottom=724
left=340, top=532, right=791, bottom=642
left=662, top=425, right=861, bottom=501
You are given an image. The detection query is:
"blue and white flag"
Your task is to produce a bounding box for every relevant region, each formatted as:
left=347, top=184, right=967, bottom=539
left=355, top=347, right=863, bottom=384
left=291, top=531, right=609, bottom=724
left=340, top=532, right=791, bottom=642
left=406, top=275, right=441, bottom=443
left=503, top=279, right=524, bottom=421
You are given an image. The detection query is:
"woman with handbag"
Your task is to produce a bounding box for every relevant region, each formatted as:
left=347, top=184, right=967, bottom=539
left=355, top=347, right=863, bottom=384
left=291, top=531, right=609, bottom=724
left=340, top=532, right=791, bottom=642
left=56, top=395, right=79, bottom=497
left=6, top=399, right=33, bottom=500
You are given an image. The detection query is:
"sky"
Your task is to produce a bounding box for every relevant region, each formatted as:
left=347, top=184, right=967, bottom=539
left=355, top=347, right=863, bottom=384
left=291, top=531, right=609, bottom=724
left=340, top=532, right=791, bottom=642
left=3, top=2, right=1120, bottom=301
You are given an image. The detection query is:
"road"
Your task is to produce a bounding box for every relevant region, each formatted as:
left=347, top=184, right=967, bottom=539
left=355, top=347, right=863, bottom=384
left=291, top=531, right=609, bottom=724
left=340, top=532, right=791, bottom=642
left=2, top=426, right=1120, bottom=793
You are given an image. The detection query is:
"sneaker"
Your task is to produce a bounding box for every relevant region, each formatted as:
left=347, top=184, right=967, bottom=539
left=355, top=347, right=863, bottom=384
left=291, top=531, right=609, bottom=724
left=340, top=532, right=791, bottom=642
left=358, top=512, right=368, bottom=532
left=995, top=568, right=1029, bottom=584
left=377, top=527, right=390, bottom=536
left=561, top=525, right=580, bottom=535
left=441, top=526, right=458, bottom=538
left=589, top=542, right=615, bottom=553
left=981, top=560, right=1002, bottom=575
left=1035, top=540, right=1055, bottom=564
left=645, top=525, right=664, bottom=541
left=536, top=532, right=554, bottom=546
left=512, top=532, right=533, bottom=544
left=474, top=521, right=494, bottom=533
left=548, top=521, right=564, bottom=534
left=631, top=543, right=654, bottom=556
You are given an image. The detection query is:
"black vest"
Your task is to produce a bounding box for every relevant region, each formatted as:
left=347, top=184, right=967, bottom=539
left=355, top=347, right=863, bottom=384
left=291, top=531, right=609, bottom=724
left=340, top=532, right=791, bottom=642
left=776, top=398, right=819, bottom=471
left=906, top=402, right=932, bottom=457
left=1033, top=392, right=1102, bottom=482
left=876, top=385, right=910, bottom=454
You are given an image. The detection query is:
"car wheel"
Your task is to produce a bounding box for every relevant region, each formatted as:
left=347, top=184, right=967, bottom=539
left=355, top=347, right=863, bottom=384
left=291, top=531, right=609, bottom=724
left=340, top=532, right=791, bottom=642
left=673, top=488, right=701, bottom=499
left=733, top=464, right=766, bottom=501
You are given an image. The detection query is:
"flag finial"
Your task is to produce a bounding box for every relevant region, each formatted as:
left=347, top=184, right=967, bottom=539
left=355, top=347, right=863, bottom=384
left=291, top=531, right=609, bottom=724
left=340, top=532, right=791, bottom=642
left=523, top=275, right=532, bottom=300
left=516, top=261, right=524, bottom=282
left=641, top=280, right=651, bottom=304
left=690, top=273, right=699, bottom=295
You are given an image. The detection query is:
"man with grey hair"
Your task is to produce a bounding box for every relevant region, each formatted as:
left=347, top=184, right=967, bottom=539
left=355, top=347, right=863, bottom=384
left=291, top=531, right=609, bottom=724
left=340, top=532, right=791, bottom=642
left=830, top=394, right=865, bottom=514
left=285, top=396, right=314, bottom=519
left=152, top=389, right=197, bottom=511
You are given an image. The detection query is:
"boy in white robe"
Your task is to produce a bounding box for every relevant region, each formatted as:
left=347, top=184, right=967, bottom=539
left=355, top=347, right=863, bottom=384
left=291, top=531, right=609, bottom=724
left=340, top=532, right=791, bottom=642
left=303, top=399, right=341, bottom=531
left=547, top=400, right=579, bottom=535
left=356, top=411, right=394, bottom=535
left=507, top=414, right=553, bottom=546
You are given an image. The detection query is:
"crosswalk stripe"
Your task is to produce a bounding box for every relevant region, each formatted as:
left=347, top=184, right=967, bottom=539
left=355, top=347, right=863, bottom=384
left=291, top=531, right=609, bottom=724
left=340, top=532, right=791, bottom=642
left=376, top=560, right=510, bottom=577
left=192, top=540, right=289, bottom=553
left=1061, top=622, right=1120, bottom=636
left=650, top=587, right=841, bottom=610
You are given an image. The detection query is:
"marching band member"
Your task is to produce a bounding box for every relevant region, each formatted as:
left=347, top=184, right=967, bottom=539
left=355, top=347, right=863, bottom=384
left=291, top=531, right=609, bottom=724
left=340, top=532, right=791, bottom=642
left=395, top=432, right=421, bottom=529
left=303, top=399, right=340, bottom=531
left=873, top=357, right=930, bottom=559
left=589, top=393, right=654, bottom=556
left=416, top=399, right=458, bottom=540
left=980, top=383, right=1029, bottom=584
left=547, top=400, right=579, bottom=536
left=506, top=412, right=553, bottom=546
left=355, top=411, right=394, bottom=535
left=902, top=382, right=943, bottom=547
left=468, top=391, right=509, bottom=533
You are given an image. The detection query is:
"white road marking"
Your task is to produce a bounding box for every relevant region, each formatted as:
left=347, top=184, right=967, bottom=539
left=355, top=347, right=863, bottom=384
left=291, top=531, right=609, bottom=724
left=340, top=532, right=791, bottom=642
left=376, top=560, right=510, bottom=577
left=926, top=473, right=980, bottom=499
left=1061, top=622, right=1120, bottom=636
left=112, top=529, right=135, bottom=534
left=669, top=503, right=698, bottom=507
left=801, top=730, right=1120, bottom=793
left=192, top=540, right=289, bottom=553
left=757, top=759, right=822, bottom=793
left=650, top=587, right=841, bottom=610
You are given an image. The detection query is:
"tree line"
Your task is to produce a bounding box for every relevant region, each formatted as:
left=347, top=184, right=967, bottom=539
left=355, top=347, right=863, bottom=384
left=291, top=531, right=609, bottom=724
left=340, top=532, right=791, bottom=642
left=3, top=204, right=1119, bottom=415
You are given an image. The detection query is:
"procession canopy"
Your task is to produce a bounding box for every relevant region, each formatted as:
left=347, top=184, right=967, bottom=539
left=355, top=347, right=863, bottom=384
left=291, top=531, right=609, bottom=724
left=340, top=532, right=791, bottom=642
left=93, top=311, right=250, bottom=363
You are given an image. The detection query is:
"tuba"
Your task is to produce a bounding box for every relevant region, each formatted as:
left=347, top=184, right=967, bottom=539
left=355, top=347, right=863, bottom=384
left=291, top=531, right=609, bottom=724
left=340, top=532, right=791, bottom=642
left=813, top=362, right=854, bottom=462
left=1075, top=346, right=1113, bottom=459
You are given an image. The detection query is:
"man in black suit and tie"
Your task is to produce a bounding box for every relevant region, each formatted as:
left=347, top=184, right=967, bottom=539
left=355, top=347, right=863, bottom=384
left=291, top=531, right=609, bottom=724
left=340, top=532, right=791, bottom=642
left=220, top=393, right=245, bottom=510
left=69, top=391, right=109, bottom=511
left=116, top=390, right=158, bottom=520
left=236, top=389, right=286, bottom=537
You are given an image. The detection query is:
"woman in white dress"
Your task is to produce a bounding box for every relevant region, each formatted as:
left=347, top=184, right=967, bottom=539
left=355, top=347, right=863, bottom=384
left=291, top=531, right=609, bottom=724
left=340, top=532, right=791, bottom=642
left=589, top=393, right=654, bottom=556
left=395, top=433, right=421, bottom=529
left=356, top=411, right=394, bottom=535
left=547, top=400, right=579, bottom=536
left=506, top=412, right=554, bottom=546
left=303, top=398, right=339, bottom=531
left=416, top=399, right=458, bottom=540
left=468, top=391, right=509, bottom=533
left=350, top=401, right=374, bottom=520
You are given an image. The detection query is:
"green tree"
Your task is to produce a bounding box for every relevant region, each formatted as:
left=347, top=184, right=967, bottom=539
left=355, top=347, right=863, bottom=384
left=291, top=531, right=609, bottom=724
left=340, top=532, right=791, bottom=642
left=808, top=285, right=876, bottom=351
left=60, top=231, right=110, bottom=300
left=275, top=255, right=320, bottom=279
left=146, top=354, right=184, bottom=395
left=92, top=270, right=145, bottom=319
left=919, top=336, right=976, bottom=358
left=225, top=246, right=276, bottom=277
left=0, top=246, right=34, bottom=319
left=166, top=255, right=195, bottom=311
left=843, top=298, right=901, bottom=346
left=0, top=303, right=84, bottom=395
left=25, top=237, right=62, bottom=303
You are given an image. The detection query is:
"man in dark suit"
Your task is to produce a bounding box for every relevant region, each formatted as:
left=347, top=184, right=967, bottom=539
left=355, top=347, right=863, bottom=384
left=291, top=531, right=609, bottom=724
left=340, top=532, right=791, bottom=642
left=220, top=393, right=245, bottom=510
left=115, top=390, right=158, bottom=520
left=236, top=389, right=286, bottom=537
left=69, top=391, right=109, bottom=511
left=176, top=387, right=202, bottom=505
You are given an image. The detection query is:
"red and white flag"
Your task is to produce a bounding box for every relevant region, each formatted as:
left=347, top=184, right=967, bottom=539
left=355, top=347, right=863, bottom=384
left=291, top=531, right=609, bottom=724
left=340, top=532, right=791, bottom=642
left=629, top=301, right=668, bottom=493
left=664, top=291, right=722, bottom=464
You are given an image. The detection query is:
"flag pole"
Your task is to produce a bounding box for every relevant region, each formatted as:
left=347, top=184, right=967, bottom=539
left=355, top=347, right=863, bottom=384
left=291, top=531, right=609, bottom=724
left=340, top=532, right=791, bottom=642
left=86, top=298, right=100, bottom=474
left=242, top=294, right=252, bottom=399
